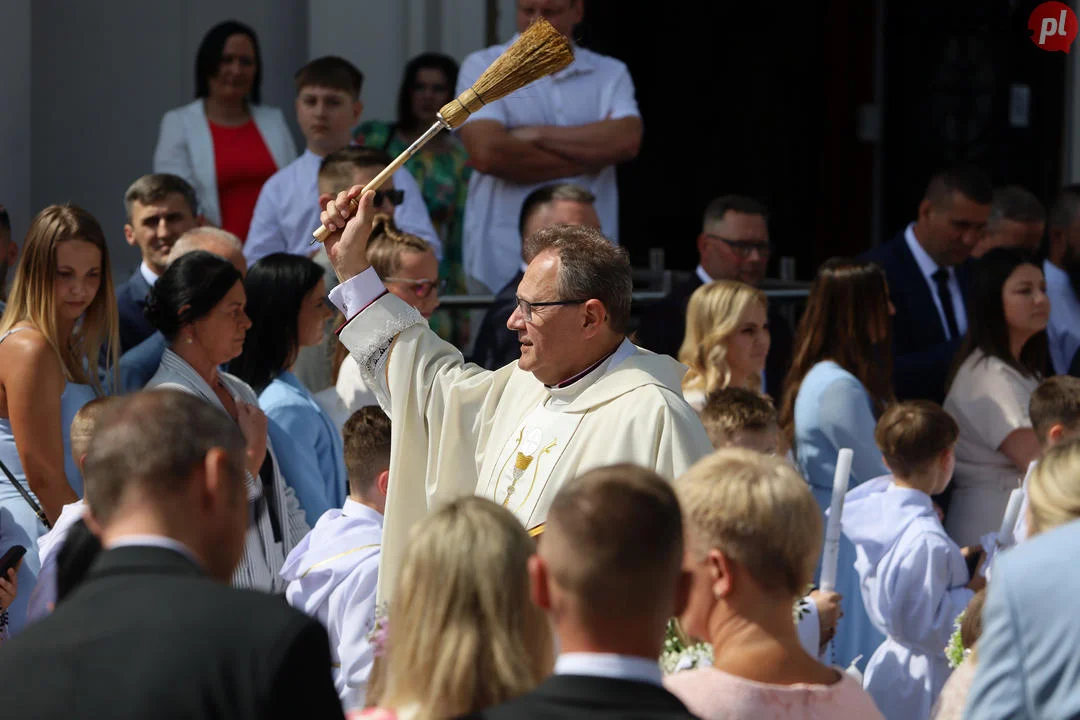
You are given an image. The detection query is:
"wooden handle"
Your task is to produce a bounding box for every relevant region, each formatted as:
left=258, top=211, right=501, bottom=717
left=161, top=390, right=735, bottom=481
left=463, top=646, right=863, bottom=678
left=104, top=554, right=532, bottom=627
left=311, top=120, right=447, bottom=244
left=311, top=160, right=400, bottom=243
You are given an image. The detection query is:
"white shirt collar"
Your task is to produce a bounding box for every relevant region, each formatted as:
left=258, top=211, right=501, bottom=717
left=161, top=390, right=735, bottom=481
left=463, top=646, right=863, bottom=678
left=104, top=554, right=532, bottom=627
left=695, top=265, right=714, bottom=285
left=106, top=534, right=204, bottom=569
left=904, top=223, right=947, bottom=280
left=554, top=652, right=663, bottom=687
left=341, top=497, right=384, bottom=526
left=139, top=261, right=160, bottom=288
left=546, top=337, right=636, bottom=407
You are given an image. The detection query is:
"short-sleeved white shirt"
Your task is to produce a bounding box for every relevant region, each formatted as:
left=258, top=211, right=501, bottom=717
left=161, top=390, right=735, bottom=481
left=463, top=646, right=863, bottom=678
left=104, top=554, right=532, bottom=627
left=456, top=40, right=640, bottom=292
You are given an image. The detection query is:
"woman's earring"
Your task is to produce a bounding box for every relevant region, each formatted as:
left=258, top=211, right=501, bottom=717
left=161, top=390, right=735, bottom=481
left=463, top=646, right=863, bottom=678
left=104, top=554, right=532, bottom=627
left=185, top=335, right=193, bottom=345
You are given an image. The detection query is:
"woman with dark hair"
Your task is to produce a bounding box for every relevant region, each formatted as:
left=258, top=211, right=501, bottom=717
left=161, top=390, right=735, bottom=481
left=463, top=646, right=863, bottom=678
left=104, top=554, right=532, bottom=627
left=154, top=19, right=296, bottom=239
left=230, top=253, right=343, bottom=524
left=145, top=251, right=309, bottom=593
left=778, top=258, right=896, bottom=671
left=354, top=53, right=470, bottom=343
left=943, top=247, right=1048, bottom=546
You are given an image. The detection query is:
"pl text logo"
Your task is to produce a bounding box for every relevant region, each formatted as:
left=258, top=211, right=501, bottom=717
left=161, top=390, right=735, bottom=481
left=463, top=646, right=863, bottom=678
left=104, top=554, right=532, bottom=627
left=1030, top=2, right=1079, bottom=52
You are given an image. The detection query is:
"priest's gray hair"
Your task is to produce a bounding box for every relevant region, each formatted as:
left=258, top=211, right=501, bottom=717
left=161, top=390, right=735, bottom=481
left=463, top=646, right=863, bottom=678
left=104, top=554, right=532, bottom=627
left=83, top=389, right=246, bottom=524
left=169, top=227, right=243, bottom=260
left=523, top=225, right=632, bottom=334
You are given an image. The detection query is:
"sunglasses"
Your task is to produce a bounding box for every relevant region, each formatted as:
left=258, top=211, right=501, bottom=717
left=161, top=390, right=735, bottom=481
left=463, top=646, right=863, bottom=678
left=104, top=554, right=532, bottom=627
left=383, top=277, right=447, bottom=298
left=374, top=189, right=405, bottom=207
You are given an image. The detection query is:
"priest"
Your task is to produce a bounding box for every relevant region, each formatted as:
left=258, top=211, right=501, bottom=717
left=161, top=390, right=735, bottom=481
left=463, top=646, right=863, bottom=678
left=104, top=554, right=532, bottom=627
left=319, top=188, right=713, bottom=599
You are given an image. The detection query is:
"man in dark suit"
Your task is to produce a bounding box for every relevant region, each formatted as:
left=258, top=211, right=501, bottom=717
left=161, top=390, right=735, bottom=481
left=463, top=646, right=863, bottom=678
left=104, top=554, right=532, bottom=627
left=0, top=389, right=344, bottom=720
left=861, top=166, right=992, bottom=403
left=636, top=195, right=793, bottom=397
left=115, top=174, right=202, bottom=352
left=464, top=464, right=695, bottom=720
left=470, top=183, right=601, bottom=370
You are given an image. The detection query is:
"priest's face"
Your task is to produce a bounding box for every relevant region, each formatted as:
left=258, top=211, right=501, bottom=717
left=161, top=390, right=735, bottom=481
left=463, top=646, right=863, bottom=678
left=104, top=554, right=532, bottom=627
left=509, top=250, right=589, bottom=384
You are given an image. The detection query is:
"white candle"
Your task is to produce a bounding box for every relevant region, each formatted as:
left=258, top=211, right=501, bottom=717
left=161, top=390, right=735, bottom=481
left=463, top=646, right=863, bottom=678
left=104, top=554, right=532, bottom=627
left=819, top=448, right=853, bottom=593
left=997, top=487, right=1026, bottom=548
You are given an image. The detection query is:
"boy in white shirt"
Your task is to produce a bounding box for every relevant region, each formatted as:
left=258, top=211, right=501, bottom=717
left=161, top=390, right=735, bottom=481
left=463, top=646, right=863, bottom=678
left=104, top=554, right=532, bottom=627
left=698, top=386, right=841, bottom=658
left=1014, top=375, right=1080, bottom=543
left=281, top=406, right=390, bottom=708
left=26, top=396, right=120, bottom=622
left=843, top=401, right=984, bottom=720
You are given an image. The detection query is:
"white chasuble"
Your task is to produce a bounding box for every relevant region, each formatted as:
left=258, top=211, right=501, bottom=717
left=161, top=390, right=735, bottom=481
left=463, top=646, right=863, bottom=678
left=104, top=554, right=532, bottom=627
left=481, top=403, right=584, bottom=528
left=337, top=289, right=714, bottom=604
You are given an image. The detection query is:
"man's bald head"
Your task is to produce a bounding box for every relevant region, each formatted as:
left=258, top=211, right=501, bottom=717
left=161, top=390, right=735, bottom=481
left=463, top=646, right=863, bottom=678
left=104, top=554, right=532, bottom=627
left=169, top=227, right=246, bottom=275
left=539, top=464, right=684, bottom=628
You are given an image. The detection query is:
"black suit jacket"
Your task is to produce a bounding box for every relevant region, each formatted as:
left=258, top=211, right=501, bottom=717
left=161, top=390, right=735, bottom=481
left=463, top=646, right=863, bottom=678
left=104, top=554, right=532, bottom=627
left=635, top=275, right=794, bottom=397
left=0, top=546, right=344, bottom=720
left=116, top=268, right=156, bottom=353
left=461, top=674, right=698, bottom=720
left=861, top=230, right=969, bottom=404
left=470, top=269, right=525, bottom=370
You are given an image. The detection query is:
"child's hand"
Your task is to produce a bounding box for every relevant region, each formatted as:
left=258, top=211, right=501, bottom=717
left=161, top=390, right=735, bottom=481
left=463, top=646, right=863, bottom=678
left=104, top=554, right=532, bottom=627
left=810, top=590, right=843, bottom=648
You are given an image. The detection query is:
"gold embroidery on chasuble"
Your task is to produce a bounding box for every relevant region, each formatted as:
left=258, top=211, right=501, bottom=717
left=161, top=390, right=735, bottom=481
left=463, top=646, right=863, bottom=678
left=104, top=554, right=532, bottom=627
left=481, top=404, right=586, bottom=528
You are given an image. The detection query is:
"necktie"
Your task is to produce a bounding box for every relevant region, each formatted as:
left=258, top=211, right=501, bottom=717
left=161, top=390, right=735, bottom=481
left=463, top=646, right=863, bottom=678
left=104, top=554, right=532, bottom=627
left=932, top=268, right=960, bottom=340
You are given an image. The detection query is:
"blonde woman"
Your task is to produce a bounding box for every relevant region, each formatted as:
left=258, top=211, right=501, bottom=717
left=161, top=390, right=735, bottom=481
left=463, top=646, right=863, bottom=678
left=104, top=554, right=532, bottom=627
left=678, top=280, right=770, bottom=410
left=322, top=214, right=441, bottom=425
left=0, top=205, right=119, bottom=634
left=357, top=496, right=551, bottom=719
left=664, top=449, right=884, bottom=720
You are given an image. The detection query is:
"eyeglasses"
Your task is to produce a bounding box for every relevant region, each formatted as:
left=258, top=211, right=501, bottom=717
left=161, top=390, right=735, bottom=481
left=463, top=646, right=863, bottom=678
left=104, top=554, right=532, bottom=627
left=705, top=234, right=771, bottom=259
left=515, top=296, right=588, bottom=323
left=383, top=277, right=446, bottom=297
left=374, top=189, right=405, bottom=207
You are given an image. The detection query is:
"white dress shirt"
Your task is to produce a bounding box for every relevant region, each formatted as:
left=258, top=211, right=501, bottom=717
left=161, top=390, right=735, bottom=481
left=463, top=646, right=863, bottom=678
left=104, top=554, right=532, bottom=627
left=904, top=224, right=968, bottom=340
left=457, top=41, right=641, bottom=293
left=1045, top=259, right=1080, bottom=374
left=139, top=261, right=160, bottom=288
left=554, top=652, right=664, bottom=687
left=107, top=534, right=204, bottom=568
left=695, top=265, right=713, bottom=286
left=243, top=148, right=441, bottom=266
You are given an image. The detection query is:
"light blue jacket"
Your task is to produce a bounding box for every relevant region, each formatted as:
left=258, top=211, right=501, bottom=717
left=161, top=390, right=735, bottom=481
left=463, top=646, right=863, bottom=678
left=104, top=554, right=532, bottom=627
left=965, top=518, right=1080, bottom=719
left=260, top=371, right=347, bottom=525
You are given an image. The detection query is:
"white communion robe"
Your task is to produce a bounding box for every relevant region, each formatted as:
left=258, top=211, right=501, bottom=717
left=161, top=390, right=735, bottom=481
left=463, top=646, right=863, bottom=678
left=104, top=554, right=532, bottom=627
left=842, top=477, right=974, bottom=720
left=330, top=268, right=714, bottom=602
left=280, top=499, right=383, bottom=707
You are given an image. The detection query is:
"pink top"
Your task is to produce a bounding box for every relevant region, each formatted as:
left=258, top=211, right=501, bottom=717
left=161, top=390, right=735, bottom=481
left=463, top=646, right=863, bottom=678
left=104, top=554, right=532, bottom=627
left=664, top=666, right=885, bottom=720
left=351, top=709, right=396, bottom=720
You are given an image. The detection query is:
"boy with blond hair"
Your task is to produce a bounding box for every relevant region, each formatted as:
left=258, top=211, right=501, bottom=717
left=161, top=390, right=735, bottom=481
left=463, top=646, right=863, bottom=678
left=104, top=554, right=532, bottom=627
left=26, top=396, right=121, bottom=622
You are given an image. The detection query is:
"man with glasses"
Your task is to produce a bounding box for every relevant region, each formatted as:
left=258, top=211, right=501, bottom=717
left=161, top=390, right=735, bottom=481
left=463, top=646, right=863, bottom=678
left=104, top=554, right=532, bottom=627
left=470, top=183, right=601, bottom=370
left=319, top=187, right=713, bottom=603
left=637, top=195, right=793, bottom=396
left=243, top=56, right=438, bottom=266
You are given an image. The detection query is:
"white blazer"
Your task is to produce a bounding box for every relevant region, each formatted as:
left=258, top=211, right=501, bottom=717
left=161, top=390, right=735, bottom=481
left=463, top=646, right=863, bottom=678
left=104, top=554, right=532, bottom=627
left=152, top=99, right=297, bottom=227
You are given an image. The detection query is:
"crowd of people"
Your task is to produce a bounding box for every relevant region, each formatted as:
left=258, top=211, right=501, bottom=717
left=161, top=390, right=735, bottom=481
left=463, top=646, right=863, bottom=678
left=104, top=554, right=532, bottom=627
left=1, top=2, right=1080, bottom=719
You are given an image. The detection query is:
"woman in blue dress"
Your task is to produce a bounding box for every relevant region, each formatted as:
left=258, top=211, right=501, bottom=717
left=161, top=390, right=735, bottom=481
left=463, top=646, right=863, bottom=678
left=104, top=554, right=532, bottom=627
left=230, top=253, right=345, bottom=525
left=0, top=205, right=118, bottom=634
left=778, top=258, right=896, bottom=671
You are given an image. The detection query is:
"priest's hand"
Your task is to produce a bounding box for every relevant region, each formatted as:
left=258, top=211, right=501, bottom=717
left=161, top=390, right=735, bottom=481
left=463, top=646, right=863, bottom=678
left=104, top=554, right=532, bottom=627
left=319, top=186, right=376, bottom=283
